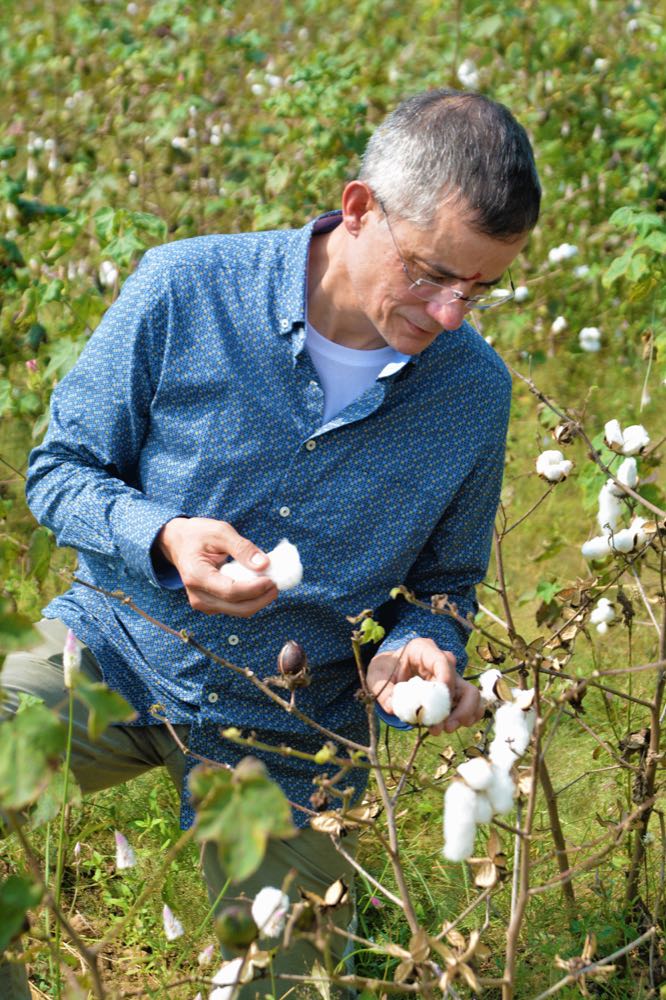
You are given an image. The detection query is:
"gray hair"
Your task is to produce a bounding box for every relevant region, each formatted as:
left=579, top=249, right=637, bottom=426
left=359, top=88, right=541, bottom=237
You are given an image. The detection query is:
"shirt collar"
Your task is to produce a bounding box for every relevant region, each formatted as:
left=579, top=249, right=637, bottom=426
left=275, top=210, right=343, bottom=335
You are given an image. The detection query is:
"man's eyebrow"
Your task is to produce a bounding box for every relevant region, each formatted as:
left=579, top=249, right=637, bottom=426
left=414, top=256, right=504, bottom=287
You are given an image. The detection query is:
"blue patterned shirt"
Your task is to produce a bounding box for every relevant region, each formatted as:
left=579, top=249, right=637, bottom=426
left=26, top=212, right=511, bottom=828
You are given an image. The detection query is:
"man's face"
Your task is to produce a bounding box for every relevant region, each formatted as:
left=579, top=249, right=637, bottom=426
left=346, top=198, right=529, bottom=355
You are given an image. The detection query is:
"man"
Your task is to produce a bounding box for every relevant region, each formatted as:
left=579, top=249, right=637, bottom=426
left=1, top=88, right=540, bottom=997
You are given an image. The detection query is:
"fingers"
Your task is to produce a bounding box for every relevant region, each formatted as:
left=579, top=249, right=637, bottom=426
left=444, top=677, right=484, bottom=734
left=217, top=521, right=270, bottom=573
left=396, top=638, right=457, bottom=693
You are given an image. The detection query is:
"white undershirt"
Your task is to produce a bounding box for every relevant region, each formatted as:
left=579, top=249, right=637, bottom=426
left=305, top=321, right=409, bottom=423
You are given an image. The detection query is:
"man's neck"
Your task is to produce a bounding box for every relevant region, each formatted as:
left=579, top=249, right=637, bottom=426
left=307, top=227, right=385, bottom=350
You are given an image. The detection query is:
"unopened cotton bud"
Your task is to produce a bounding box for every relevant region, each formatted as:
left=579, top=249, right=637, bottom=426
left=443, top=780, right=478, bottom=861
left=163, top=903, right=185, bottom=941
left=114, top=830, right=136, bottom=869
left=478, top=668, right=502, bottom=705
left=63, top=628, right=81, bottom=688
left=621, top=424, right=649, bottom=456
left=391, top=675, right=451, bottom=727
left=457, top=756, right=493, bottom=791
left=486, top=765, right=516, bottom=815
left=604, top=419, right=624, bottom=450
left=220, top=539, right=302, bottom=591
left=581, top=535, right=611, bottom=560
left=597, top=483, right=623, bottom=534
left=251, top=886, right=289, bottom=938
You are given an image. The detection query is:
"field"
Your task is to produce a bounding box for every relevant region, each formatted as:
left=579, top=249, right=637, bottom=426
left=1, top=0, right=665, bottom=998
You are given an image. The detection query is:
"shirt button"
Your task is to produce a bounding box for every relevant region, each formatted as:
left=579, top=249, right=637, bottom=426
left=305, top=440, right=316, bottom=451
left=228, top=634, right=239, bottom=645
left=207, top=692, right=219, bottom=703
left=280, top=318, right=289, bottom=330
left=279, top=505, right=291, bottom=518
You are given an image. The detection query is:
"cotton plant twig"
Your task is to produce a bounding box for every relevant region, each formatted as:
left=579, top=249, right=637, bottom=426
left=538, top=759, right=576, bottom=916
left=477, top=601, right=509, bottom=630
left=217, top=725, right=372, bottom=773
left=630, top=563, right=661, bottom=634
left=434, top=887, right=492, bottom=940
left=72, top=575, right=368, bottom=754
left=493, top=527, right=516, bottom=638
left=396, top=587, right=513, bottom=651
left=528, top=926, right=657, bottom=1000
left=389, top=729, right=428, bottom=808
left=501, top=484, right=557, bottom=537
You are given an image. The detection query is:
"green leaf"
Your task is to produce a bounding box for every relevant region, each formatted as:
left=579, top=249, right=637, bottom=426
left=602, top=250, right=633, bottom=288
left=26, top=527, right=54, bottom=583
left=0, top=702, right=66, bottom=809
left=0, top=606, right=37, bottom=654
left=44, top=337, right=85, bottom=379
left=357, top=617, right=385, bottom=645
left=73, top=674, right=136, bottom=741
left=103, top=230, right=145, bottom=266
left=42, top=279, right=64, bottom=303
left=0, top=144, right=17, bottom=160
left=535, top=580, right=562, bottom=604
left=0, top=875, right=43, bottom=951
left=29, top=765, right=82, bottom=828
left=190, top=759, right=297, bottom=882
left=94, top=206, right=117, bottom=244
left=641, top=230, right=666, bottom=255
left=128, top=210, right=167, bottom=238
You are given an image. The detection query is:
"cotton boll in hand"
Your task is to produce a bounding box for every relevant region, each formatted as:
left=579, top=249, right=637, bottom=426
left=443, top=780, right=478, bottom=861
left=220, top=539, right=302, bottom=591
left=391, top=675, right=451, bottom=727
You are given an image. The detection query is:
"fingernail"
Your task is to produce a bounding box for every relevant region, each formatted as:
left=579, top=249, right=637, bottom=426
left=251, top=553, right=265, bottom=566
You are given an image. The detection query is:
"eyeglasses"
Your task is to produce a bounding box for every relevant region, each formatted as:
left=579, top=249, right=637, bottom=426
left=380, top=202, right=515, bottom=311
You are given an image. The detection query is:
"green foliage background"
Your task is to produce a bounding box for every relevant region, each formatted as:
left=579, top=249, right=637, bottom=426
left=1, top=0, right=665, bottom=997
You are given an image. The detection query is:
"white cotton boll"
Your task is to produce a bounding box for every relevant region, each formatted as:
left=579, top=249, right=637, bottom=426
left=590, top=598, right=615, bottom=627
left=489, top=704, right=532, bottom=769
left=593, top=57, right=609, bottom=71
left=536, top=450, right=573, bottom=483
left=608, top=457, right=638, bottom=496
left=220, top=539, right=302, bottom=591
left=474, top=792, right=494, bottom=824
left=597, top=483, right=623, bottom=534
left=457, top=756, right=493, bottom=791
left=457, top=59, right=479, bottom=89
left=443, top=781, right=478, bottom=861
left=486, top=765, right=516, bottom=815
left=574, top=264, right=590, bottom=278
left=621, top=424, right=650, bottom=456
left=99, top=260, right=119, bottom=288
left=581, top=534, right=611, bottom=560
left=548, top=244, right=578, bottom=265
left=210, top=957, right=245, bottom=1000
left=392, top=676, right=451, bottom=727
left=514, top=284, right=529, bottom=302
left=629, top=516, right=650, bottom=548
left=579, top=327, right=601, bottom=352
left=251, top=886, right=290, bottom=938
left=550, top=315, right=567, bottom=334
left=479, top=668, right=502, bottom=705
left=596, top=621, right=609, bottom=635
left=609, top=528, right=636, bottom=554
left=604, top=419, right=624, bottom=450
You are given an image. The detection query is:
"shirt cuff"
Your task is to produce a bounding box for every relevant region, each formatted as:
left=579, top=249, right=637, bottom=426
left=374, top=700, right=413, bottom=731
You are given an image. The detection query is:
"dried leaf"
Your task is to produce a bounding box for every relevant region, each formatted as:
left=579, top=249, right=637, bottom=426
left=470, top=859, right=499, bottom=888
left=393, top=959, right=414, bottom=984
left=409, top=927, right=430, bottom=963
left=446, top=929, right=467, bottom=951
left=496, top=677, right=513, bottom=703
left=309, top=812, right=345, bottom=837
left=517, top=771, right=533, bottom=796
left=323, top=879, right=348, bottom=908
left=487, top=830, right=501, bottom=859
left=477, top=642, right=506, bottom=665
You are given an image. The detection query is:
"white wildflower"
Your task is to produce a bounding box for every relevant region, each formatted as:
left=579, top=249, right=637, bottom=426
left=478, top=668, right=502, bottom=705
left=63, top=628, right=81, bottom=689
left=210, top=957, right=245, bottom=1000
left=597, top=482, right=623, bottom=534
left=220, top=538, right=303, bottom=591
left=579, top=326, right=601, bottom=352
left=163, top=903, right=185, bottom=941
left=251, top=887, right=289, bottom=939
left=457, top=756, right=493, bottom=791
left=391, top=676, right=451, bottom=727
left=443, top=780, right=478, bottom=861
left=198, top=942, right=216, bottom=966
left=457, top=59, right=479, bottom=89
left=550, top=315, right=567, bottom=334
left=581, top=535, right=611, bottom=560
left=513, top=284, right=529, bottom=302
left=590, top=597, right=615, bottom=634
left=621, top=424, right=650, bottom=455
left=536, top=449, right=573, bottom=482
left=114, top=831, right=136, bottom=869
left=548, top=243, right=578, bottom=264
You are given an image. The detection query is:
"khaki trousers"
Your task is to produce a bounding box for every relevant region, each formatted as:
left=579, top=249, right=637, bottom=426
left=0, top=620, right=357, bottom=999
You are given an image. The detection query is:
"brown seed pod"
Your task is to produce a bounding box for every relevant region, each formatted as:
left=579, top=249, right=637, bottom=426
left=278, top=640, right=308, bottom=677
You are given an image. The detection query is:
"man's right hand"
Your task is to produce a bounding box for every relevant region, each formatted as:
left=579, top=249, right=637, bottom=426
left=155, top=517, right=278, bottom=617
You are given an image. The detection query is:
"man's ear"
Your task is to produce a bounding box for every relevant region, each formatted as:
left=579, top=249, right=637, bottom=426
left=340, top=181, right=377, bottom=236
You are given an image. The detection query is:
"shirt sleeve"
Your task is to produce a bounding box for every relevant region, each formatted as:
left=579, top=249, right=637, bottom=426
left=25, top=251, right=187, bottom=588
left=376, top=364, right=511, bottom=683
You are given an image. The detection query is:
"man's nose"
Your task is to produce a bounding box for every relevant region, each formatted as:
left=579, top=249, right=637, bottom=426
left=425, top=296, right=469, bottom=331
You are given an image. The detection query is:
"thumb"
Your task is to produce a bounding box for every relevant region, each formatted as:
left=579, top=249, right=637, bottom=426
left=222, top=524, right=269, bottom=571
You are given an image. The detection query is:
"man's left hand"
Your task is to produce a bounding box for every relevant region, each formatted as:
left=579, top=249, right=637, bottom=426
left=366, top=637, right=484, bottom=736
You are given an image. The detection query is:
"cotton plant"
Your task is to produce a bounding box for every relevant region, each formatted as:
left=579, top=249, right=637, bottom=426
left=579, top=327, right=601, bottom=352
left=604, top=419, right=650, bottom=456
left=589, top=597, right=615, bottom=635
left=536, top=449, right=574, bottom=482
left=548, top=243, right=578, bottom=264
left=443, top=674, right=536, bottom=861
left=391, top=675, right=451, bottom=726
left=220, top=538, right=303, bottom=591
